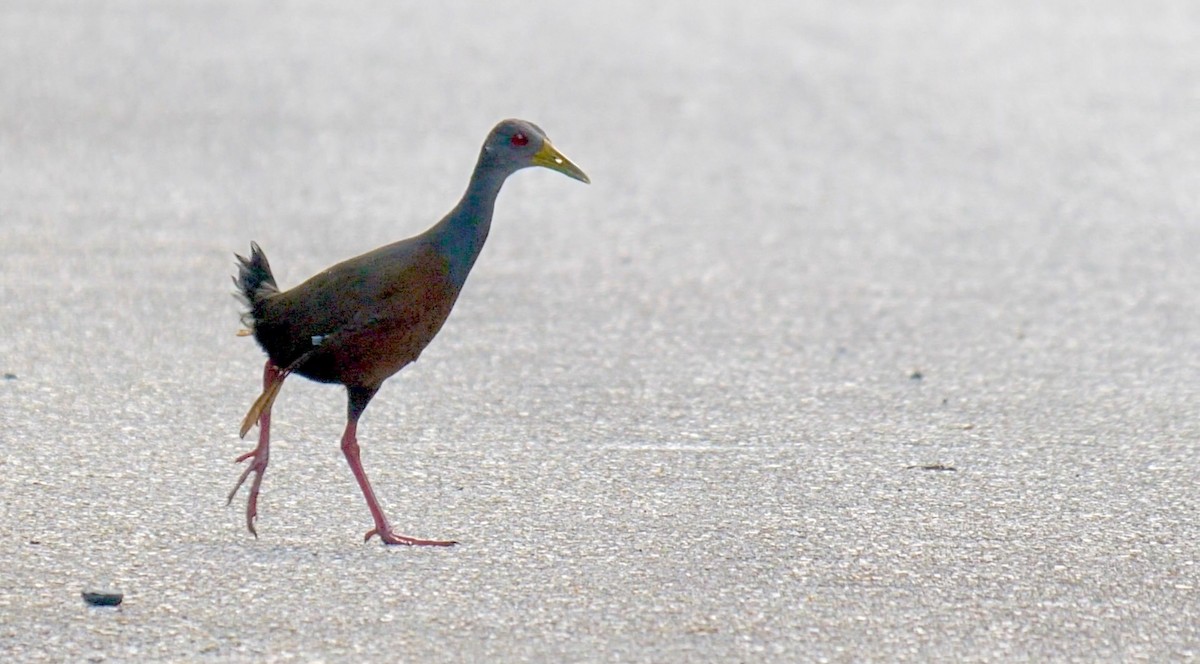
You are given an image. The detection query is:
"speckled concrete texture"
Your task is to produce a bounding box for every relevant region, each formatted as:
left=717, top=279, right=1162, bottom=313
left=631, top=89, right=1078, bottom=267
left=2, top=1, right=1198, bottom=661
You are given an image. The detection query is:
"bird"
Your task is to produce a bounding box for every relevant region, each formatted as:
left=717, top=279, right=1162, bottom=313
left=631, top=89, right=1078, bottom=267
left=228, top=119, right=589, bottom=546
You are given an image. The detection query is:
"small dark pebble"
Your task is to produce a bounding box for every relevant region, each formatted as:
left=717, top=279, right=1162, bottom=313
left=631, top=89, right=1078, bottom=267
left=906, top=464, right=957, bottom=472
left=3, top=373, right=16, bottom=380
left=82, top=591, right=123, bottom=607
left=909, top=371, right=923, bottom=381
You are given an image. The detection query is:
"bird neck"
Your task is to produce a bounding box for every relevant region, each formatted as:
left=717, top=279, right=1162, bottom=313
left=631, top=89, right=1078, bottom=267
left=435, top=151, right=510, bottom=286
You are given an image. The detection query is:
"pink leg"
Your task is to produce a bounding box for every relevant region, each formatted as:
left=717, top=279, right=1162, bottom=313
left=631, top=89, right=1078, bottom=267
left=340, top=417, right=456, bottom=547
left=227, top=361, right=283, bottom=537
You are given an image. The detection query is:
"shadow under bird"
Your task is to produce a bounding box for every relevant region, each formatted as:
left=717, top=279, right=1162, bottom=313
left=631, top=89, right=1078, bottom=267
left=229, top=119, right=589, bottom=545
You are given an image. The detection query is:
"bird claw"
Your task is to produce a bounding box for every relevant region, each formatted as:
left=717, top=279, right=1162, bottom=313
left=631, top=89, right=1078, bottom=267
left=364, top=528, right=456, bottom=547
left=227, top=448, right=268, bottom=538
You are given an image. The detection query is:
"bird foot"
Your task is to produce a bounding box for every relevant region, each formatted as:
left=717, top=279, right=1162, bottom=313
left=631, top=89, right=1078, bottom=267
left=227, top=447, right=269, bottom=538
left=364, top=528, right=456, bottom=547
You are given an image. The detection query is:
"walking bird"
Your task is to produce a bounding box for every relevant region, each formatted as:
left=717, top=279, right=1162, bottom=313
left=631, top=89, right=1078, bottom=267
left=229, top=119, right=589, bottom=545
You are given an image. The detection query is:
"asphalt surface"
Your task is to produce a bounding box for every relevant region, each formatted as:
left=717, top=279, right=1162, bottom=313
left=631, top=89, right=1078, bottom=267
left=2, top=1, right=1199, bottom=661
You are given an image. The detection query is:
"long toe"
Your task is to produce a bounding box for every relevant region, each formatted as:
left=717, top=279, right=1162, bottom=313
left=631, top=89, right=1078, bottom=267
left=227, top=451, right=268, bottom=537
left=226, top=463, right=256, bottom=505
left=365, top=528, right=457, bottom=547
left=244, top=486, right=260, bottom=537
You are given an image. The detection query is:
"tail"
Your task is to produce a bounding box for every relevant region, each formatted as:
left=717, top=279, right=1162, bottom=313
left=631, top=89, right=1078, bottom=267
left=233, top=242, right=279, bottom=328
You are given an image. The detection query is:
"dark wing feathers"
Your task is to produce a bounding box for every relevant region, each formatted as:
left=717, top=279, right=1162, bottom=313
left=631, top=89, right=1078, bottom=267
left=242, top=238, right=460, bottom=385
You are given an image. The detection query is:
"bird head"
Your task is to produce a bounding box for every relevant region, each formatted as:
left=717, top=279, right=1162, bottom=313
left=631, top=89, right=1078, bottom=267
left=481, top=119, right=590, bottom=184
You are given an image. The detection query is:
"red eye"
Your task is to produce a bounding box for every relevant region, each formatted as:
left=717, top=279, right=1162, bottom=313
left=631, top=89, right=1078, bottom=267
left=510, top=132, right=529, bottom=147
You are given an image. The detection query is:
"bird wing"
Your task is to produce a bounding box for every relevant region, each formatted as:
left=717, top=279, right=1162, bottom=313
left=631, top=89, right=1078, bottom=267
left=251, top=238, right=459, bottom=378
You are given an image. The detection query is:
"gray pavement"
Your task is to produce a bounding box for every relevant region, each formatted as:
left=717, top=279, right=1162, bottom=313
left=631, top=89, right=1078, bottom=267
left=2, top=1, right=1199, bottom=661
